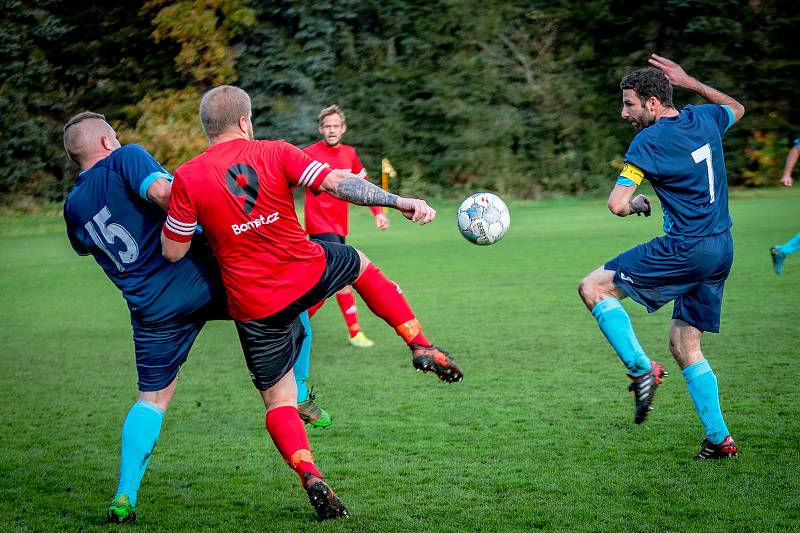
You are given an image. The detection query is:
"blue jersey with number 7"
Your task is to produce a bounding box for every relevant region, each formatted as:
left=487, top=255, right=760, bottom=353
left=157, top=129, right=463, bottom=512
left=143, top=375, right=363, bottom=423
left=622, top=104, right=735, bottom=236
left=64, top=144, right=217, bottom=323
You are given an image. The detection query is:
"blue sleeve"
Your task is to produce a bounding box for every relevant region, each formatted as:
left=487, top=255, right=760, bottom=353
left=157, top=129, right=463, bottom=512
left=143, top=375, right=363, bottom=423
left=624, top=132, right=657, bottom=176
left=697, top=104, right=733, bottom=136
left=114, top=145, right=173, bottom=201
left=794, top=137, right=800, bottom=148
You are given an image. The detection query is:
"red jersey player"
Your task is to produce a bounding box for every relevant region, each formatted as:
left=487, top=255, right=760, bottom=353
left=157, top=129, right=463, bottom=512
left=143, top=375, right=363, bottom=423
left=161, top=86, right=463, bottom=521
left=304, top=105, right=389, bottom=348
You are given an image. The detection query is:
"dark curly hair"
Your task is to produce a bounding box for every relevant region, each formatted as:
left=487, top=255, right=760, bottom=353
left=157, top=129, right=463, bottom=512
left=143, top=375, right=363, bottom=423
left=620, top=67, right=673, bottom=107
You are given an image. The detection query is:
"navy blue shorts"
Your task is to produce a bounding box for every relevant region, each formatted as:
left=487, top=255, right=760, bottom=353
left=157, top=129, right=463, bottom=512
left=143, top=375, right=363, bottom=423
left=132, top=283, right=229, bottom=392
left=131, top=245, right=231, bottom=392
left=604, top=231, right=733, bottom=333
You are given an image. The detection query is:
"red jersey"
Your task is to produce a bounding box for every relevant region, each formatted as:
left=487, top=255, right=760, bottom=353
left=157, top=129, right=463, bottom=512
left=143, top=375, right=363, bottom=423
left=303, top=141, right=382, bottom=236
left=163, top=138, right=332, bottom=321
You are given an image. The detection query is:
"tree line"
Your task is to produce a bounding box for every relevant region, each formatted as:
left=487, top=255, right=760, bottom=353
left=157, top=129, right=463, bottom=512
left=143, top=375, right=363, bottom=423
left=1, top=0, right=797, bottom=205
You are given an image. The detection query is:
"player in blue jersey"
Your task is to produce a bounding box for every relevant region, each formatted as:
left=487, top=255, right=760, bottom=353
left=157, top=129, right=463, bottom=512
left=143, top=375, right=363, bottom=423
left=578, top=55, right=744, bottom=459
left=62, top=112, right=324, bottom=523
left=769, top=136, right=799, bottom=275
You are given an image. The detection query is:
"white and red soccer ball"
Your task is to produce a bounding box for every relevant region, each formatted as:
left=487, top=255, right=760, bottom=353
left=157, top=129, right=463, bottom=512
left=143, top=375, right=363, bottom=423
left=457, top=192, right=510, bottom=245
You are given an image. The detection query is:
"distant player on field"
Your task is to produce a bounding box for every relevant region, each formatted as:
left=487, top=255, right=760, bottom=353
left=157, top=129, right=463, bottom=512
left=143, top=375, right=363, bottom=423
left=161, top=86, right=463, bottom=520
left=61, top=112, right=319, bottom=524
left=578, top=55, right=744, bottom=459
left=304, top=105, right=389, bottom=349
left=769, top=135, right=799, bottom=275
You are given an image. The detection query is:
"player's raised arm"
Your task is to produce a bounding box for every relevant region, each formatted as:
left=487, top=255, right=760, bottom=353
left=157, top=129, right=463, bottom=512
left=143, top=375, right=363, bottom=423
left=649, top=54, right=745, bottom=124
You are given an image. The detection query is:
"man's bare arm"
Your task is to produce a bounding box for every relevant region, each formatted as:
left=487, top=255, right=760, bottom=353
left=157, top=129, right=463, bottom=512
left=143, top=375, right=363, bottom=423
left=608, top=184, right=651, bottom=218
left=319, top=169, right=436, bottom=224
left=161, top=233, right=191, bottom=262
left=649, top=54, right=745, bottom=124
left=330, top=172, right=400, bottom=207
left=146, top=178, right=172, bottom=210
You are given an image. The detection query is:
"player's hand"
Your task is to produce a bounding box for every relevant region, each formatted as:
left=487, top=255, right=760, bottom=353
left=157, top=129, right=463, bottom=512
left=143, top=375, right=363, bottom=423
left=631, top=194, right=651, bottom=217
left=781, top=174, right=794, bottom=187
left=396, top=197, right=436, bottom=225
left=375, top=213, right=390, bottom=230
left=648, top=54, right=693, bottom=88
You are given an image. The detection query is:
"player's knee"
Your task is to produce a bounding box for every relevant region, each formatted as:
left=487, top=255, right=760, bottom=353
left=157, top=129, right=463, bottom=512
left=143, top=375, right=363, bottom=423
left=356, top=249, right=371, bottom=275
left=578, top=276, right=596, bottom=304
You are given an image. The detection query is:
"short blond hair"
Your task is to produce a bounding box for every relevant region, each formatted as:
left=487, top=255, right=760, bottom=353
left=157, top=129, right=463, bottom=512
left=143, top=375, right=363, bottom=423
left=199, top=85, right=252, bottom=139
left=63, top=111, right=113, bottom=165
left=318, top=104, right=345, bottom=126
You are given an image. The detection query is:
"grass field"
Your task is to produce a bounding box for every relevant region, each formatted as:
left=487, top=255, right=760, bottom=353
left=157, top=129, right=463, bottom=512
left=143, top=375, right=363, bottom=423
left=1, top=189, right=799, bottom=532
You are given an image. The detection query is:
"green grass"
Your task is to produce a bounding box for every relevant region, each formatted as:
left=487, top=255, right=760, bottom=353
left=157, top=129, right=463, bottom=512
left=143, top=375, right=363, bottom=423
left=1, top=189, right=799, bottom=532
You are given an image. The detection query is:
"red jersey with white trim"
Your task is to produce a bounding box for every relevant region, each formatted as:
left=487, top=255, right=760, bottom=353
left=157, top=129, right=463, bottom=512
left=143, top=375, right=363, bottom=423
left=303, top=141, right=382, bottom=236
left=164, top=138, right=332, bottom=321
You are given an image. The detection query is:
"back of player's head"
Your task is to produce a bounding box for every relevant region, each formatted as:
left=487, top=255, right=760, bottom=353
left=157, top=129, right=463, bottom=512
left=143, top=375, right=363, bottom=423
left=318, top=104, right=345, bottom=126
left=199, top=85, right=252, bottom=139
left=63, top=111, right=114, bottom=165
left=620, top=67, right=673, bottom=107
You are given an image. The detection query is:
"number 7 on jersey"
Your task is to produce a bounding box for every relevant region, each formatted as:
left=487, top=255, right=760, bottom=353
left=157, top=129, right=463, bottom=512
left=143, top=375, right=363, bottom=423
left=691, top=143, right=715, bottom=204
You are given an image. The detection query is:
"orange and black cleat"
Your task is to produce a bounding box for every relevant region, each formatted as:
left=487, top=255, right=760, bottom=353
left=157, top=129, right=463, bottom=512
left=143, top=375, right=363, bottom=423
left=303, top=473, right=349, bottom=520
left=410, top=344, right=463, bottom=383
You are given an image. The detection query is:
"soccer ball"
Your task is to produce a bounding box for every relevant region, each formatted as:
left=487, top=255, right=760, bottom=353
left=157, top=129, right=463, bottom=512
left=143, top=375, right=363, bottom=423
left=457, top=192, right=510, bottom=245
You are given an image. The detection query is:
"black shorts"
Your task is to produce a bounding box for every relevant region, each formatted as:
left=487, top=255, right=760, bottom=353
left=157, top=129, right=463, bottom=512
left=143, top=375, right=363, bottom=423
left=309, top=232, right=345, bottom=245
left=235, top=239, right=361, bottom=390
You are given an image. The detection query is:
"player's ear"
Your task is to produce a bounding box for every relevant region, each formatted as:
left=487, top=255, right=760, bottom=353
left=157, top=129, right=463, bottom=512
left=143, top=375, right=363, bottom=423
left=100, top=135, right=114, bottom=151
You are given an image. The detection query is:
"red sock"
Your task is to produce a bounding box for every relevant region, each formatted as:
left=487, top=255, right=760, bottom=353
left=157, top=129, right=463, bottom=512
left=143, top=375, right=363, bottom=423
left=335, top=292, right=361, bottom=338
left=264, top=406, right=322, bottom=482
left=351, top=263, right=431, bottom=346
left=307, top=299, right=326, bottom=319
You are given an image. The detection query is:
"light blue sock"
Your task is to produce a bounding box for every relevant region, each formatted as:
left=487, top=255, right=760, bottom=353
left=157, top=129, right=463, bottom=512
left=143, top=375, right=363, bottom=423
left=116, top=401, right=164, bottom=507
left=682, top=359, right=729, bottom=444
left=777, top=231, right=800, bottom=255
left=294, top=311, right=312, bottom=403
left=591, top=297, right=651, bottom=376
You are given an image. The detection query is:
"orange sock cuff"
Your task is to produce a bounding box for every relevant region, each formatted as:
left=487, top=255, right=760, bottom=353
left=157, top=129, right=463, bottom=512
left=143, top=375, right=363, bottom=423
left=395, top=318, right=429, bottom=346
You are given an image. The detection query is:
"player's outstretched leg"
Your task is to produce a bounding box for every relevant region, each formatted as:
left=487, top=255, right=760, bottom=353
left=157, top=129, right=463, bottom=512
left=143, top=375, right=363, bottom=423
left=294, top=312, right=332, bottom=428
left=351, top=261, right=463, bottom=382
left=108, top=399, right=165, bottom=523
left=771, top=231, right=800, bottom=275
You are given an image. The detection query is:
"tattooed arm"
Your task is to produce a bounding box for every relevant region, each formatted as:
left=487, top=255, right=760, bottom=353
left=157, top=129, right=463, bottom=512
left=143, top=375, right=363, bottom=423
left=319, top=169, right=437, bottom=224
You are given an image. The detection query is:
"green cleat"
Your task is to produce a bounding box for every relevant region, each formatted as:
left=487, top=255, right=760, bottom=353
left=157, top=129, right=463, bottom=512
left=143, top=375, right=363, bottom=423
left=349, top=331, right=374, bottom=348
left=107, top=494, right=136, bottom=523
left=298, top=389, right=333, bottom=428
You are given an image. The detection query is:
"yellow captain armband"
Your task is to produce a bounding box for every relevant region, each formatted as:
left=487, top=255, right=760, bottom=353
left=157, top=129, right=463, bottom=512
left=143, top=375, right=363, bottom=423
left=619, top=162, right=644, bottom=185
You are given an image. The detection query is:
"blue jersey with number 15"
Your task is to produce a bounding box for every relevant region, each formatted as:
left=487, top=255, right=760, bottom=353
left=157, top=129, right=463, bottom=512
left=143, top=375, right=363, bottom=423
left=623, top=104, right=735, bottom=237
left=64, top=144, right=217, bottom=324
